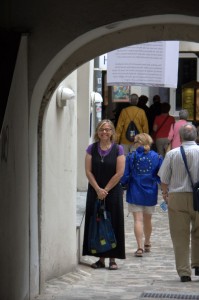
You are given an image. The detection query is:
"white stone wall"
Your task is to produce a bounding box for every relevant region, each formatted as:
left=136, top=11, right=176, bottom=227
left=41, top=73, right=77, bottom=282
left=77, top=61, right=94, bottom=191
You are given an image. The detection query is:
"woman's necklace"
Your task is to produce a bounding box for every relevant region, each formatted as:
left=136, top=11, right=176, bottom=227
left=99, top=143, right=112, bottom=163
left=100, top=153, right=105, bottom=163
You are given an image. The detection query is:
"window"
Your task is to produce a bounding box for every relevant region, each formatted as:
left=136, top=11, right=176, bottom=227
left=176, top=56, right=197, bottom=110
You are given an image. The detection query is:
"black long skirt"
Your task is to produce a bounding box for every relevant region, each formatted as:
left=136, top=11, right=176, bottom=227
left=82, top=183, right=125, bottom=259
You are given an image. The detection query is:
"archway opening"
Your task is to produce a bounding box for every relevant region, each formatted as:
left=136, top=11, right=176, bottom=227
left=30, top=15, right=199, bottom=294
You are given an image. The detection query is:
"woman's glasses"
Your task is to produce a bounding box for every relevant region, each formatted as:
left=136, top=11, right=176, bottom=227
left=98, top=128, right=112, bottom=132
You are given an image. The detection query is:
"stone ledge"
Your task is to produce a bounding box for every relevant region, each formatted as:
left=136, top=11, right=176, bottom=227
left=76, top=191, right=87, bottom=228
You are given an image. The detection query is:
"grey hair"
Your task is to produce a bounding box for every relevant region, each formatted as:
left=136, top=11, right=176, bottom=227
left=179, top=109, right=188, bottom=120
left=179, top=124, right=197, bottom=141
left=130, top=93, right=139, bottom=105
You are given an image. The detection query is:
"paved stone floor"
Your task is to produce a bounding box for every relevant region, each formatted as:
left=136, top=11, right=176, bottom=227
left=35, top=192, right=199, bottom=300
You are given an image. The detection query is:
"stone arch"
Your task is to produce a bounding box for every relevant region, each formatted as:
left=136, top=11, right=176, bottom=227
left=29, top=14, right=199, bottom=295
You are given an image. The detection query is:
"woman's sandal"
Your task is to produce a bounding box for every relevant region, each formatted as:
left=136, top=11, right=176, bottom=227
left=134, top=248, right=144, bottom=257
left=91, top=260, right=105, bottom=269
left=109, top=261, right=118, bottom=270
left=144, top=244, right=151, bottom=252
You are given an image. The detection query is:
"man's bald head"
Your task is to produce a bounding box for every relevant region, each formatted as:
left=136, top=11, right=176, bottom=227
left=179, top=124, right=197, bottom=142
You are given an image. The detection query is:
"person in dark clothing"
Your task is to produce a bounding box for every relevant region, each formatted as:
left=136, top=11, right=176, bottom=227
left=149, top=95, right=162, bottom=134
left=137, top=95, right=150, bottom=129
left=83, top=119, right=126, bottom=270
left=112, top=102, right=130, bottom=127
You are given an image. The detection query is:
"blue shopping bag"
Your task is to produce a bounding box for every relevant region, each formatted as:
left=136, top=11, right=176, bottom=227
left=88, top=199, right=117, bottom=254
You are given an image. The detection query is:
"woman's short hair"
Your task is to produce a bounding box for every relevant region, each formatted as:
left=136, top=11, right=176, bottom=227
left=138, top=95, right=148, bottom=105
left=134, top=133, right=153, bottom=152
left=161, top=102, right=171, bottom=113
left=179, top=109, right=188, bottom=120
left=94, top=119, right=116, bottom=142
left=153, top=95, right=160, bottom=103
left=130, top=93, right=139, bottom=105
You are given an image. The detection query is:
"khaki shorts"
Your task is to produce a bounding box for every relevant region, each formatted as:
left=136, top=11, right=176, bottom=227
left=128, top=203, right=155, bottom=214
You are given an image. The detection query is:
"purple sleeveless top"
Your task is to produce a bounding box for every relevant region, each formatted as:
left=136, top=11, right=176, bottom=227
left=86, top=142, right=124, bottom=157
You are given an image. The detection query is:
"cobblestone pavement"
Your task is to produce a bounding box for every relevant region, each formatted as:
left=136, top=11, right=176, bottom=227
left=35, top=192, right=199, bottom=300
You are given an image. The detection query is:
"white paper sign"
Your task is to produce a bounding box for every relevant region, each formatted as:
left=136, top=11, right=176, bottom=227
left=107, top=41, right=179, bottom=88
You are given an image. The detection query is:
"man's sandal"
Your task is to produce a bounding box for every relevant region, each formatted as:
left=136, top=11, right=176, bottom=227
left=109, top=261, right=118, bottom=270
left=144, top=244, right=151, bottom=252
left=91, top=260, right=105, bottom=269
left=134, top=248, right=144, bottom=257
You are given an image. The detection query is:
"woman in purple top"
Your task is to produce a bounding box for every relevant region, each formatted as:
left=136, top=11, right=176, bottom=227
left=82, top=119, right=126, bottom=270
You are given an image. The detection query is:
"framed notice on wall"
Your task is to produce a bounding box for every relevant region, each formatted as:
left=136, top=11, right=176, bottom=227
left=112, top=86, right=130, bottom=102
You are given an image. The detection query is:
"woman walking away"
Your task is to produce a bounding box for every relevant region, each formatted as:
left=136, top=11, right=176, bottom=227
left=153, top=102, right=175, bottom=157
left=121, top=133, right=163, bottom=257
left=168, top=109, right=189, bottom=149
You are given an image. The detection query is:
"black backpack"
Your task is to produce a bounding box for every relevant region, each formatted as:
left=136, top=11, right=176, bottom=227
left=125, top=121, right=139, bottom=142
left=125, top=110, right=139, bottom=142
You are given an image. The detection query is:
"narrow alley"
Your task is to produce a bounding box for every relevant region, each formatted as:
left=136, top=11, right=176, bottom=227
left=35, top=191, right=199, bottom=300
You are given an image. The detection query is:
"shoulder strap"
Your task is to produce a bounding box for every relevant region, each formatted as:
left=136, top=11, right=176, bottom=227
left=156, top=115, right=170, bottom=135
left=180, top=146, right=194, bottom=188
left=126, top=108, right=139, bottom=122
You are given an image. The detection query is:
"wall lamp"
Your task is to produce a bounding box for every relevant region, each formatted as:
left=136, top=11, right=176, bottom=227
left=91, top=92, right=103, bottom=104
left=56, top=86, right=75, bottom=108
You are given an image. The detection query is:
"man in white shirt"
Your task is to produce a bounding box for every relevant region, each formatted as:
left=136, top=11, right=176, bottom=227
left=158, top=124, right=199, bottom=282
